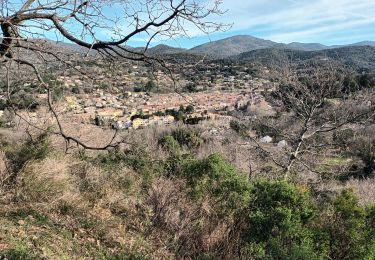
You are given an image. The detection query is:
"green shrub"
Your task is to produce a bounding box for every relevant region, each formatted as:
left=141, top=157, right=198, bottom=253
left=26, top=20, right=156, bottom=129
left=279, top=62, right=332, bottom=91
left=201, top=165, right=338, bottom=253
left=170, top=128, right=203, bottom=149
left=98, top=147, right=162, bottom=189
left=163, top=152, right=195, bottom=177
left=242, top=180, right=319, bottom=259
left=183, top=82, right=199, bottom=93
left=7, top=208, right=49, bottom=226
left=158, top=135, right=181, bottom=153
left=230, top=120, right=249, bottom=135
left=0, top=248, right=39, bottom=260
left=5, top=133, right=51, bottom=174
left=252, top=120, right=279, bottom=138
left=182, top=154, right=251, bottom=213
left=316, top=189, right=375, bottom=259
left=10, top=92, right=40, bottom=111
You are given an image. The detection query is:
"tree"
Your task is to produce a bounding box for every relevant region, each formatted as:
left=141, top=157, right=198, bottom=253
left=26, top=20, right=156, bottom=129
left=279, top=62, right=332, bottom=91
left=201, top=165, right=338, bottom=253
left=0, top=0, right=226, bottom=150
left=184, top=82, right=198, bottom=93
left=252, top=66, right=375, bottom=178
left=348, top=128, right=375, bottom=178
left=185, top=104, right=194, bottom=113
left=144, top=80, right=156, bottom=92
left=0, top=1, right=225, bottom=60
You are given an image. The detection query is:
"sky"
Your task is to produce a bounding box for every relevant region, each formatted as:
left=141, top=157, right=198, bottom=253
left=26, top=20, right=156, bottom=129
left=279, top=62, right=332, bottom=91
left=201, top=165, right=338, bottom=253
left=131, top=0, right=375, bottom=48
left=11, top=0, right=375, bottom=49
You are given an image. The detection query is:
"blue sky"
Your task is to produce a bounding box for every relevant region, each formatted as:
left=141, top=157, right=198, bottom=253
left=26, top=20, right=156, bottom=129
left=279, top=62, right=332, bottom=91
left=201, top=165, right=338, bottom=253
left=16, top=0, right=375, bottom=48
left=130, top=0, right=375, bottom=48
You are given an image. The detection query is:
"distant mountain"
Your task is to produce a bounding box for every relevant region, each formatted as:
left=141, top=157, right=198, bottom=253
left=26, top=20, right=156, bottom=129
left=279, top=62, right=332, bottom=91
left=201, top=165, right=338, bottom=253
left=329, top=41, right=375, bottom=49
left=187, top=36, right=375, bottom=58
left=348, top=41, right=375, bottom=47
left=147, top=44, right=186, bottom=55
left=286, top=42, right=328, bottom=51
left=232, top=45, right=375, bottom=71
left=39, top=35, right=375, bottom=63
left=188, top=35, right=282, bottom=58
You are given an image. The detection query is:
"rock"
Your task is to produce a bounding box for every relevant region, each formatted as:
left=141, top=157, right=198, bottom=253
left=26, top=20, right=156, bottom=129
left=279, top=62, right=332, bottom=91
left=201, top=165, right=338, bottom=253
left=260, top=136, right=273, bottom=144
left=277, top=140, right=287, bottom=148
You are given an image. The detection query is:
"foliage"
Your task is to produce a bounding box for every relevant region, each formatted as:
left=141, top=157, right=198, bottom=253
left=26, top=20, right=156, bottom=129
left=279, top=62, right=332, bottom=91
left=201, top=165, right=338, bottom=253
left=165, top=108, right=185, bottom=122
left=183, top=82, right=199, bottom=93
left=252, top=119, right=279, bottom=138
left=0, top=248, right=39, bottom=260
left=134, top=79, right=157, bottom=92
left=349, top=133, right=375, bottom=178
left=144, top=80, right=156, bottom=92
left=158, top=135, right=181, bottom=153
left=315, top=189, right=375, bottom=259
left=2, top=132, right=375, bottom=259
left=99, top=146, right=162, bottom=188
left=241, top=180, right=319, bottom=259
left=333, top=128, right=355, bottom=148
left=230, top=120, right=249, bottom=135
left=185, top=104, right=195, bottom=114
left=182, top=154, right=251, bottom=213
left=170, top=128, right=203, bottom=149
left=5, top=133, right=51, bottom=175
left=10, top=91, right=40, bottom=111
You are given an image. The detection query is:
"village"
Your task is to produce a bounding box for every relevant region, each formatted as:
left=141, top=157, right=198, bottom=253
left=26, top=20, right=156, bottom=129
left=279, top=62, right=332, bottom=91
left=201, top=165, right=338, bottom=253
left=0, top=57, right=277, bottom=132
left=48, top=59, right=277, bottom=131
left=63, top=88, right=273, bottom=130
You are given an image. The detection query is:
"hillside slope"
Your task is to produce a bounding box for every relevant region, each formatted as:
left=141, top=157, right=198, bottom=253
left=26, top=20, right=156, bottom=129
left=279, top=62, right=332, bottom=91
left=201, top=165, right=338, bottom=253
left=232, top=45, right=375, bottom=70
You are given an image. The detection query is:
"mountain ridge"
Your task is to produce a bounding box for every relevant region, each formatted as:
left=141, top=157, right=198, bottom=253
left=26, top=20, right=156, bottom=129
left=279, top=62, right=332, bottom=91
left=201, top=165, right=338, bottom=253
left=230, top=45, right=375, bottom=71
left=39, top=35, right=375, bottom=60
left=132, top=35, right=375, bottom=58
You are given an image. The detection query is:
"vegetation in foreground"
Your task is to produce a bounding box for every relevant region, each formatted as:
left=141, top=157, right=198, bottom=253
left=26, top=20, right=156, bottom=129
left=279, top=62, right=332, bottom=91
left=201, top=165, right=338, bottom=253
left=1, top=128, right=374, bottom=259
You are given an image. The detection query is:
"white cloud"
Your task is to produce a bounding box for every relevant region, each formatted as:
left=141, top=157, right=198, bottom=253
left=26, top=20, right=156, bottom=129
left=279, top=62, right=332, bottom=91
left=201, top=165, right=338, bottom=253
left=100, top=0, right=375, bottom=47
left=213, top=0, right=375, bottom=43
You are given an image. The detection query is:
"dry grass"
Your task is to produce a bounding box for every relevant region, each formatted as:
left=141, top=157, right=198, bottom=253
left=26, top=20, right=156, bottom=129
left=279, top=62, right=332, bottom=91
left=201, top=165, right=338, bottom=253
left=0, top=151, right=156, bottom=258
left=316, top=177, right=375, bottom=205
left=15, top=155, right=80, bottom=203
left=345, top=178, right=375, bottom=205
left=0, top=150, right=9, bottom=186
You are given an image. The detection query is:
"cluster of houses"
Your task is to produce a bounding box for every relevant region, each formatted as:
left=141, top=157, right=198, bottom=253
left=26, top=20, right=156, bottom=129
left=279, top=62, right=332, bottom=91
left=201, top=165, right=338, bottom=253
left=62, top=88, right=271, bottom=130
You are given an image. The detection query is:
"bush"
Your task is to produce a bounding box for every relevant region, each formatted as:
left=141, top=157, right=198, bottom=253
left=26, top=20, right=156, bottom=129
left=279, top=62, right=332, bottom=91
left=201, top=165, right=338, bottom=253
left=183, top=82, right=198, bottom=93
left=133, top=80, right=156, bottom=93
left=0, top=248, right=39, bottom=260
left=10, top=92, right=40, bottom=111
left=98, top=146, right=162, bottom=189
left=333, top=128, right=354, bottom=148
left=182, top=154, right=251, bottom=213
left=242, top=180, right=319, bottom=259
left=144, top=80, right=156, bottom=92
left=5, top=133, right=51, bottom=177
left=165, top=109, right=185, bottom=122
left=170, top=128, right=203, bottom=149
left=230, top=120, right=249, bottom=135
left=158, top=135, right=181, bottom=153
left=252, top=120, right=279, bottom=138
left=348, top=133, right=375, bottom=178
left=315, top=189, right=375, bottom=259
